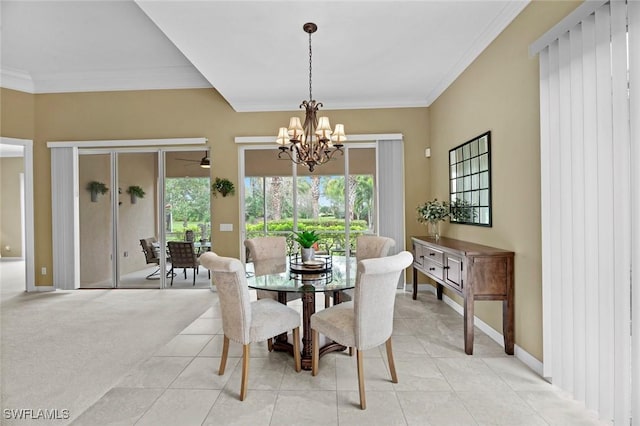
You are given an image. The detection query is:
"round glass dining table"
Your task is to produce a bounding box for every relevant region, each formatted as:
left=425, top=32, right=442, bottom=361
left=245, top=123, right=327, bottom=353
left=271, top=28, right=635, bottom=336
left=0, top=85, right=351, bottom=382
left=246, top=255, right=355, bottom=370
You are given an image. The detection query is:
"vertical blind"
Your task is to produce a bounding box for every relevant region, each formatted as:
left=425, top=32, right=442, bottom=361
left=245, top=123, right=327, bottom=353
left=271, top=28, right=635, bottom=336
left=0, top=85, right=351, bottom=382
left=536, top=1, right=636, bottom=423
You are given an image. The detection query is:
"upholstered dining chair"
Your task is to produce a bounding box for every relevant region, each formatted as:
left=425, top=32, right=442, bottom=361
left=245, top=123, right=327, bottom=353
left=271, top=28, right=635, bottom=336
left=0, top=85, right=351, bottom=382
left=325, top=235, right=395, bottom=308
left=244, top=236, right=302, bottom=304
left=199, top=252, right=301, bottom=401
left=311, top=251, right=413, bottom=409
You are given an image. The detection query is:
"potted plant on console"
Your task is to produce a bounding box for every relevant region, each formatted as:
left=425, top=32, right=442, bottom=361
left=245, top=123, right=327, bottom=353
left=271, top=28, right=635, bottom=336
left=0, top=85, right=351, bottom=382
left=293, top=230, right=321, bottom=262
left=417, top=198, right=450, bottom=240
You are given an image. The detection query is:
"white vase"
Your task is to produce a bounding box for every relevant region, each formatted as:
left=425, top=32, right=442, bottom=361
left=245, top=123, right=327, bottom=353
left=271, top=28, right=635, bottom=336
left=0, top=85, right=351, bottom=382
left=301, top=247, right=315, bottom=262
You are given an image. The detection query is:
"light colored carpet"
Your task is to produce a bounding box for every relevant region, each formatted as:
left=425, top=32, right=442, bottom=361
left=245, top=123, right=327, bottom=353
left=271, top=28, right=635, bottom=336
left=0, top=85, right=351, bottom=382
left=0, top=260, right=215, bottom=425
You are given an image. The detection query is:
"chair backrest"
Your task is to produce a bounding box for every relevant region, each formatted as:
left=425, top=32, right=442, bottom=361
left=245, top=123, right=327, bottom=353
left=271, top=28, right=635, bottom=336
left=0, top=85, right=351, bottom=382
left=167, top=241, right=198, bottom=268
left=140, top=237, right=159, bottom=265
left=244, top=236, right=287, bottom=262
left=354, top=251, right=413, bottom=350
left=199, top=252, right=252, bottom=344
left=355, top=235, right=395, bottom=263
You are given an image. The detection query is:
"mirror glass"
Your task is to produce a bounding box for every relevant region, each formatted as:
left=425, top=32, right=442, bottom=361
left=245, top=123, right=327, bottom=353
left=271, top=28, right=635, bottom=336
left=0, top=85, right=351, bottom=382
left=449, top=131, right=492, bottom=226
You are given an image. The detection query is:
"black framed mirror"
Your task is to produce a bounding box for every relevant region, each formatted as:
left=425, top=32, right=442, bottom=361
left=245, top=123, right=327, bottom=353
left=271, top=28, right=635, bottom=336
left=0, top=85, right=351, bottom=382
left=449, top=131, right=491, bottom=226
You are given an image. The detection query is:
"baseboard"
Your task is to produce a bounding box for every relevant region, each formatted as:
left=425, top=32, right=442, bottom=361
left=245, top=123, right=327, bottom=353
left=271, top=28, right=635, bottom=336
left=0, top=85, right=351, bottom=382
left=414, top=284, right=543, bottom=377
left=32, top=286, right=55, bottom=292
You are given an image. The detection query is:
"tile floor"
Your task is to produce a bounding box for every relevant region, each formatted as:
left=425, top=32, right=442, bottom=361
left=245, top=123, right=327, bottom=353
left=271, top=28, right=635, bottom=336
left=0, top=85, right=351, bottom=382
left=71, top=290, right=607, bottom=426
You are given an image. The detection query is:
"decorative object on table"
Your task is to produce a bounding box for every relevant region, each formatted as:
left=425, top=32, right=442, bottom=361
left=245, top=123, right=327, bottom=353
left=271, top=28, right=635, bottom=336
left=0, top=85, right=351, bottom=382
left=87, top=181, right=108, bottom=202
left=275, top=22, right=346, bottom=172
left=126, top=185, right=145, bottom=204
left=449, top=131, right=491, bottom=226
left=211, top=177, right=235, bottom=197
left=417, top=198, right=450, bottom=240
left=293, top=230, right=321, bottom=262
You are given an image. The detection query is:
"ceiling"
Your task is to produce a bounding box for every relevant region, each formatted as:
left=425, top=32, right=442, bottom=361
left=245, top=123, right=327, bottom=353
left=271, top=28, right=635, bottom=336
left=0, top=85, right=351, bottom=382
left=1, top=0, right=529, bottom=112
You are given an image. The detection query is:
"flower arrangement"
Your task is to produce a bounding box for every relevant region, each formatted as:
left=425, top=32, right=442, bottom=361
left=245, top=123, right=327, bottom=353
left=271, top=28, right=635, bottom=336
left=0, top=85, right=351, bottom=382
left=417, top=199, right=450, bottom=224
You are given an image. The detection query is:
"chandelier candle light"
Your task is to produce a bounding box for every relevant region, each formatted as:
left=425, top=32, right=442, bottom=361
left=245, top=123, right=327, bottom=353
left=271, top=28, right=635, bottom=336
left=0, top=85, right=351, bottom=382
left=276, top=22, right=346, bottom=172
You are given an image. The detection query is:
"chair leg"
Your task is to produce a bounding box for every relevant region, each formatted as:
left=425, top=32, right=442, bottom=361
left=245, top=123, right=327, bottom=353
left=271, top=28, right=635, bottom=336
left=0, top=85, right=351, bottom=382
left=240, top=344, right=250, bottom=401
left=311, top=329, right=319, bottom=376
left=170, top=267, right=174, bottom=286
left=183, top=268, right=187, bottom=279
left=349, top=347, right=354, bottom=356
left=267, top=338, right=273, bottom=352
left=357, top=349, right=366, bottom=409
left=385, top=338, right=398, bottom=383
left=292, top=327, right=301, bottom=372
left=218, top=335, right=229, bottom=375
left=324, top=293, right=330, bottom=309
left=192, top=267, right=196, bottom=286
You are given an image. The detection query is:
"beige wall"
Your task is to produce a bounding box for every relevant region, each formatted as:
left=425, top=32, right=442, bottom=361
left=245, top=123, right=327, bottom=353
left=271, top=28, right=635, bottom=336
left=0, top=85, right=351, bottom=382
left=0, top=88, right=35, bottom=139
left=0, top=157, right=24, bottom=257
left=1, top=87, right=429, bottom=286
left=428, top=0, right=581, bottom=360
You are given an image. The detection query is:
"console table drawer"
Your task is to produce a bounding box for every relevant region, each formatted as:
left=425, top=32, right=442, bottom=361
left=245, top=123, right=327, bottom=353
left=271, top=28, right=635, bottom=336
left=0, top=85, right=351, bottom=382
left=423, top=247, right=444, bottom=264
left=423, top=260, right=443, bottom=281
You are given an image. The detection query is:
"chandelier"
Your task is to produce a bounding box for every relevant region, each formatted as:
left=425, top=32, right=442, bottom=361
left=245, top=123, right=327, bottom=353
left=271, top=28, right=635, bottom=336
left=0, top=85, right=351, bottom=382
left=276, top=22, right=346, bottom=172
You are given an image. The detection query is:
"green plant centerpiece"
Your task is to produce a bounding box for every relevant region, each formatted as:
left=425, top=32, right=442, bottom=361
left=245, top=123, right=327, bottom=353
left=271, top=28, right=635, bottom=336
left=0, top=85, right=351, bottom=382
left=212, top=177, right=235, bottom=198
left=293, top=230, right=321, bottom=262
left=126, top=185, right=145, bottom=204
left=87, top=181, right=108, bottom=202
left=417, top=198, right=450, bottom=239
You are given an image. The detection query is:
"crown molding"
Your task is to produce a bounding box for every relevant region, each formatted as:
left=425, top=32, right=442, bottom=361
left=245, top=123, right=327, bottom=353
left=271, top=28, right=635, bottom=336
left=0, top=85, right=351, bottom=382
left=425, top=0, right=530, bottom=106
left=1, top=66, right=211, bottom=94
left=232, top=99, right=429, bottom=113
left=0, top=67, right=35, bottom=93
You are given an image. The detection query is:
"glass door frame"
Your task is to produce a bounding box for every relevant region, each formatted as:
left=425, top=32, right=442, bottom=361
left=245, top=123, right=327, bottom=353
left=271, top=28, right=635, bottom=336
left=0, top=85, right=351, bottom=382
left=238, top=141, right=378, bottom=265
left=77, top=145, right=209, bottom=289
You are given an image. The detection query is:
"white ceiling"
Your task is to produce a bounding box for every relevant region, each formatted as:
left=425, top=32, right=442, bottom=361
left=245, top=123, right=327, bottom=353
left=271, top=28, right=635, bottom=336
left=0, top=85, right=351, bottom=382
left=1, top=0, right=529, bottom=112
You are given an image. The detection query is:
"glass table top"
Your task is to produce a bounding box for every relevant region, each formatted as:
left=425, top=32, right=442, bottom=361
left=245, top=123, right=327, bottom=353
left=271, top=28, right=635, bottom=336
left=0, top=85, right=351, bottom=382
left=246, top=256, right=356, bottom=293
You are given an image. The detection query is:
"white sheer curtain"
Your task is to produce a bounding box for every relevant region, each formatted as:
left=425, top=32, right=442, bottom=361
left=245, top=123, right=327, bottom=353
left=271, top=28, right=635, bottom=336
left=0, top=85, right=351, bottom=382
left=533, top=1, right=636, bottom=423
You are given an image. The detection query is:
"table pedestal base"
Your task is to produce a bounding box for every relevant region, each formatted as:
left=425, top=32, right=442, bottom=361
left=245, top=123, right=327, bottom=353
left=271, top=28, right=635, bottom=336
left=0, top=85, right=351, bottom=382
left=273, top=289, right=347, bottom=370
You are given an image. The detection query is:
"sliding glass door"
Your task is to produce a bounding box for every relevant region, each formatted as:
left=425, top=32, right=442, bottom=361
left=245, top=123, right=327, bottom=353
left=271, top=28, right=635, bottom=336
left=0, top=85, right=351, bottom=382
left=242, top=144, right=377, bottom=261
left=78, top=148, right=210, bottom=289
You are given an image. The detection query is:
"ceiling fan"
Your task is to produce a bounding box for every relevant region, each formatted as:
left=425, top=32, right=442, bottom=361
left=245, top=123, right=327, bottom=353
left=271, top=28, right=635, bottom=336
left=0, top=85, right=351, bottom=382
left=176, top=151, right=210, bottom=169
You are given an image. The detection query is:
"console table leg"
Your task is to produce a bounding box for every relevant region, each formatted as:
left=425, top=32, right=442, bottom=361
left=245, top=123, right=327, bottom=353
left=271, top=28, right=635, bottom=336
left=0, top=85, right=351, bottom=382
left=503, top=299, right=515, bottom=355
left=463, top=290, right=474, bottom=355
left=412, top=268, right=418, bottom=300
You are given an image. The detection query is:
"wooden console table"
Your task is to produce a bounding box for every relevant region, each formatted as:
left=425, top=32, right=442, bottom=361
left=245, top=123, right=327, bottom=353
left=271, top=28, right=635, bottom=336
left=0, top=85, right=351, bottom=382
left=411, top=236, right=514, bottom=355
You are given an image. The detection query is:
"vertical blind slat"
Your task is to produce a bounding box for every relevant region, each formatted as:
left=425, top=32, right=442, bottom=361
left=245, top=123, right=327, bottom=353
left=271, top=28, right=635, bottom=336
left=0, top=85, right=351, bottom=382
left=558, top=32, right=575, bottom=394
left=580, top=13, right=601, bottom=412
left=569, top=24, right=587, bottom=403
left=539, top=46, right=553, bottom=381
left=547, top=39, right=565, bottom=390
left=628, top=0, right=640, bottom=422
left=595, top=5, right=615, bottom=420
left=610, top=1, right=632, bottom=423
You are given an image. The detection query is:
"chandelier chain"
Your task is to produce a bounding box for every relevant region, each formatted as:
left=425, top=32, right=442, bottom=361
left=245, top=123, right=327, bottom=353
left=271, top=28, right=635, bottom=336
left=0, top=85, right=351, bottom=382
left=308, top=30, right=313, bottom=101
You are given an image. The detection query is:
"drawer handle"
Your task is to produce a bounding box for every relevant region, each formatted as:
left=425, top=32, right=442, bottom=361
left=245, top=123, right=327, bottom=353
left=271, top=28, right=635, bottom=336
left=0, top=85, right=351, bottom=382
left=443, top=266, right=450, bottom=270
left=429, top=253, right=436, bottom=256
left=429, top=267, right=435, bottom=271
left=419, top=255, right=424, bottom=259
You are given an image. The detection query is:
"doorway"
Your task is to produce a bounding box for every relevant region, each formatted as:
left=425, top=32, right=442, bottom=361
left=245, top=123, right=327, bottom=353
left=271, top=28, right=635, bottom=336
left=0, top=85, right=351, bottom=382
left=0, top=138, right=35, bottom=292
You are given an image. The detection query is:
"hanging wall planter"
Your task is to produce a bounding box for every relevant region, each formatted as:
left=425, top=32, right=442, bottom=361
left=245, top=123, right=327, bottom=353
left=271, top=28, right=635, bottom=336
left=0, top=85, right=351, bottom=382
left=87, top=181, right=108, bottom=202
left=211, top=177, right=235, bottom=198
left=126, top=185, right=145, bottom=204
